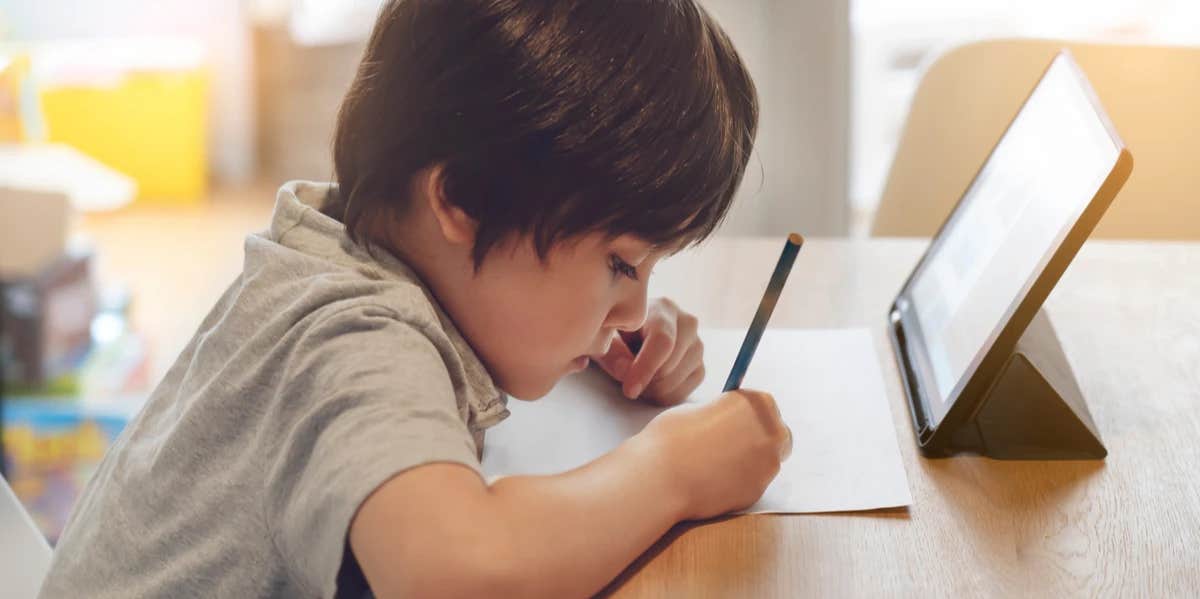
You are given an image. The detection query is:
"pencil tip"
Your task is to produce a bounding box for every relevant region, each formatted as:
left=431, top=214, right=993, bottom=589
left=788, top=232, right=804, bottom=245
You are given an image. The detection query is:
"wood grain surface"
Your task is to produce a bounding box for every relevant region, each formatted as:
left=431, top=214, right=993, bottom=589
left=81, top=201, right=1200, bottom=597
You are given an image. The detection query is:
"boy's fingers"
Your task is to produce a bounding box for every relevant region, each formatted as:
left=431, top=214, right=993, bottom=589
left=652, top=365, right=706, bottom=407
left=647, top=342, right=703, bottom=397
left=661, top=329, right=700, bottom=376
left=591, top=334, right=636, bottom=382
left=624, top=325, right=675, bottom=399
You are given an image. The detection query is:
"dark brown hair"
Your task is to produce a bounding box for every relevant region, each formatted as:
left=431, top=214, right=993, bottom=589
left=324, top=0, right=759, bottom=266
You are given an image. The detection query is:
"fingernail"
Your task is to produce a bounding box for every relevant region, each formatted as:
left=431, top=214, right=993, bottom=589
left=628, top=383, right=644, bottom=399
left=613, top=357, right=631, bottom=380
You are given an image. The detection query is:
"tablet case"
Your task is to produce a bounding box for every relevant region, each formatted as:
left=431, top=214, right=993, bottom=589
left=927, top=308, right=1106, bottom=459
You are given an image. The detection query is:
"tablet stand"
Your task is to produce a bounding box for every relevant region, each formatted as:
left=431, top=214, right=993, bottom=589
left=948, top=308, right=1107, bottom=459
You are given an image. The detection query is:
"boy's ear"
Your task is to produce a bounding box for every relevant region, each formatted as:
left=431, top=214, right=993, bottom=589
left=423, top=164, right=477, bottom=246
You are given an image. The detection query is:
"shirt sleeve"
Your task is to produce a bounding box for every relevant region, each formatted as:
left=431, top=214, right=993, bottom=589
left=262, top=304, right=481, bottom=598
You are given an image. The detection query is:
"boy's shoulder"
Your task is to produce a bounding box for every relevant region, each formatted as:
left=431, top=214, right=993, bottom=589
left=233, top=181, right=503, bottom=418
left=248, top=180, right=444, bottom=326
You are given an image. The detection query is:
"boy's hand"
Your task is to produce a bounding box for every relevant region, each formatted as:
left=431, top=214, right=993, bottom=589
left=592, top=297, right=703, bottom=406
left=637, top=388, right=792, bottom=520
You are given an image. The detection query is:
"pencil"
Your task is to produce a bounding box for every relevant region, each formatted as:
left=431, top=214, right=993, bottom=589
left=722, top=233, right=804, bottom=392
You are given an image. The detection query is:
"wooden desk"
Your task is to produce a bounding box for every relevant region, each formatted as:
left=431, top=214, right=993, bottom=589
left=606, top=237, right=1200, bottom=597
left=79, top=205, right=1200, bottom=597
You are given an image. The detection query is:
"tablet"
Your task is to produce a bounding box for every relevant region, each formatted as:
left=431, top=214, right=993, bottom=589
left=888, top=50, right=1133, bottom=450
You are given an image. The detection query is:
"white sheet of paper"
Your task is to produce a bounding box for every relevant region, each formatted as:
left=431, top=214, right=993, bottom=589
left=481, top=328, right=913, bottom=513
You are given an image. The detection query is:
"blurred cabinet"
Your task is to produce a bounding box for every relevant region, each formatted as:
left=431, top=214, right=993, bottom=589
left=253, top=25, right=363, bottom=184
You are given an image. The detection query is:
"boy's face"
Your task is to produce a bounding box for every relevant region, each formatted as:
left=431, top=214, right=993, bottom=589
left=448, top=232, right=669, bottom=400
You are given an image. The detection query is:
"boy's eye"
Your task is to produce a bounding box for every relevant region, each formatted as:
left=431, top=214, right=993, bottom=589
left=608, top=254, right=639, bottom=281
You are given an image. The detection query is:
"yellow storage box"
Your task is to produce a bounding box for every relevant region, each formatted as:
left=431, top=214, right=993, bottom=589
left=36, top=39, right=209, bottom=205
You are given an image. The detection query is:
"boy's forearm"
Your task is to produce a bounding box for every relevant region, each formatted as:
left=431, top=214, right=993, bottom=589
left=485, top=433, right=686, bottom=598
left=351, top=434, right=687, bottom=599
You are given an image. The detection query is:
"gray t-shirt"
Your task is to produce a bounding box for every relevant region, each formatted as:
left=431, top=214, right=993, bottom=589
left=39, top=181, right=509, bottom=598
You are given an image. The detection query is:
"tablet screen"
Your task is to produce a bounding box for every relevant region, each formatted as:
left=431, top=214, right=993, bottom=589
left=906, top=54, right=1121, bottom=424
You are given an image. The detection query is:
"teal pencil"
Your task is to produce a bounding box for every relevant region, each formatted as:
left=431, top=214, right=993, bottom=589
left=722, top=233, right=804, bottom=392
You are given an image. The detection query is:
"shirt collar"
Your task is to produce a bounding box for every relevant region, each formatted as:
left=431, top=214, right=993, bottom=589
left=270, top=180, right=509, bottom=429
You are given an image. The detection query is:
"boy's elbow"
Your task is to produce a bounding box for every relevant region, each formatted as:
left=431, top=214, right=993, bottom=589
left=351, top=464, right=544, bottom=598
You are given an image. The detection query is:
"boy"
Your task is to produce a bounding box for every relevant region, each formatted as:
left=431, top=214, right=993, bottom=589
left=41, top=1, right=792, bottom=597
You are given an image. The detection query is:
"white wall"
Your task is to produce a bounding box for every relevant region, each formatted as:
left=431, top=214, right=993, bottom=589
left=703, top=0, right=851, bottom=237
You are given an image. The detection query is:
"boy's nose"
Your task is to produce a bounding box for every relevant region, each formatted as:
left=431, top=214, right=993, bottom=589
left=604, top=285, right=648, bottom=332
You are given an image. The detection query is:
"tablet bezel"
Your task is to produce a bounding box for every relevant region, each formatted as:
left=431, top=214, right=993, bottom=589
left=887, top=50, right=1133, bottom=455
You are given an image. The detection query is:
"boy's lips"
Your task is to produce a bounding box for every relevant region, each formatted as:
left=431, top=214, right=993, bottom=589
left=571, top=334, right=613, bottom=372
left=569, top=355, right=590, bottom=372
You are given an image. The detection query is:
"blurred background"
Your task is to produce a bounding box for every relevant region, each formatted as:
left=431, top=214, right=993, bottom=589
left=0, top=0, right=1197, bottom=541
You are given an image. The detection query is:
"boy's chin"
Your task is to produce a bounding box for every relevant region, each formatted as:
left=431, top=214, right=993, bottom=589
left=498, top=357, right=598, bottom=400
left=497, top=374, right=562, bottom=402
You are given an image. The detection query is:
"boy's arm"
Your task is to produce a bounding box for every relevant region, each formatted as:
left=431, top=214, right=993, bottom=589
left=351, top=434, right=680, bottom=598
left=349, top=391, right=790, bottom=599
